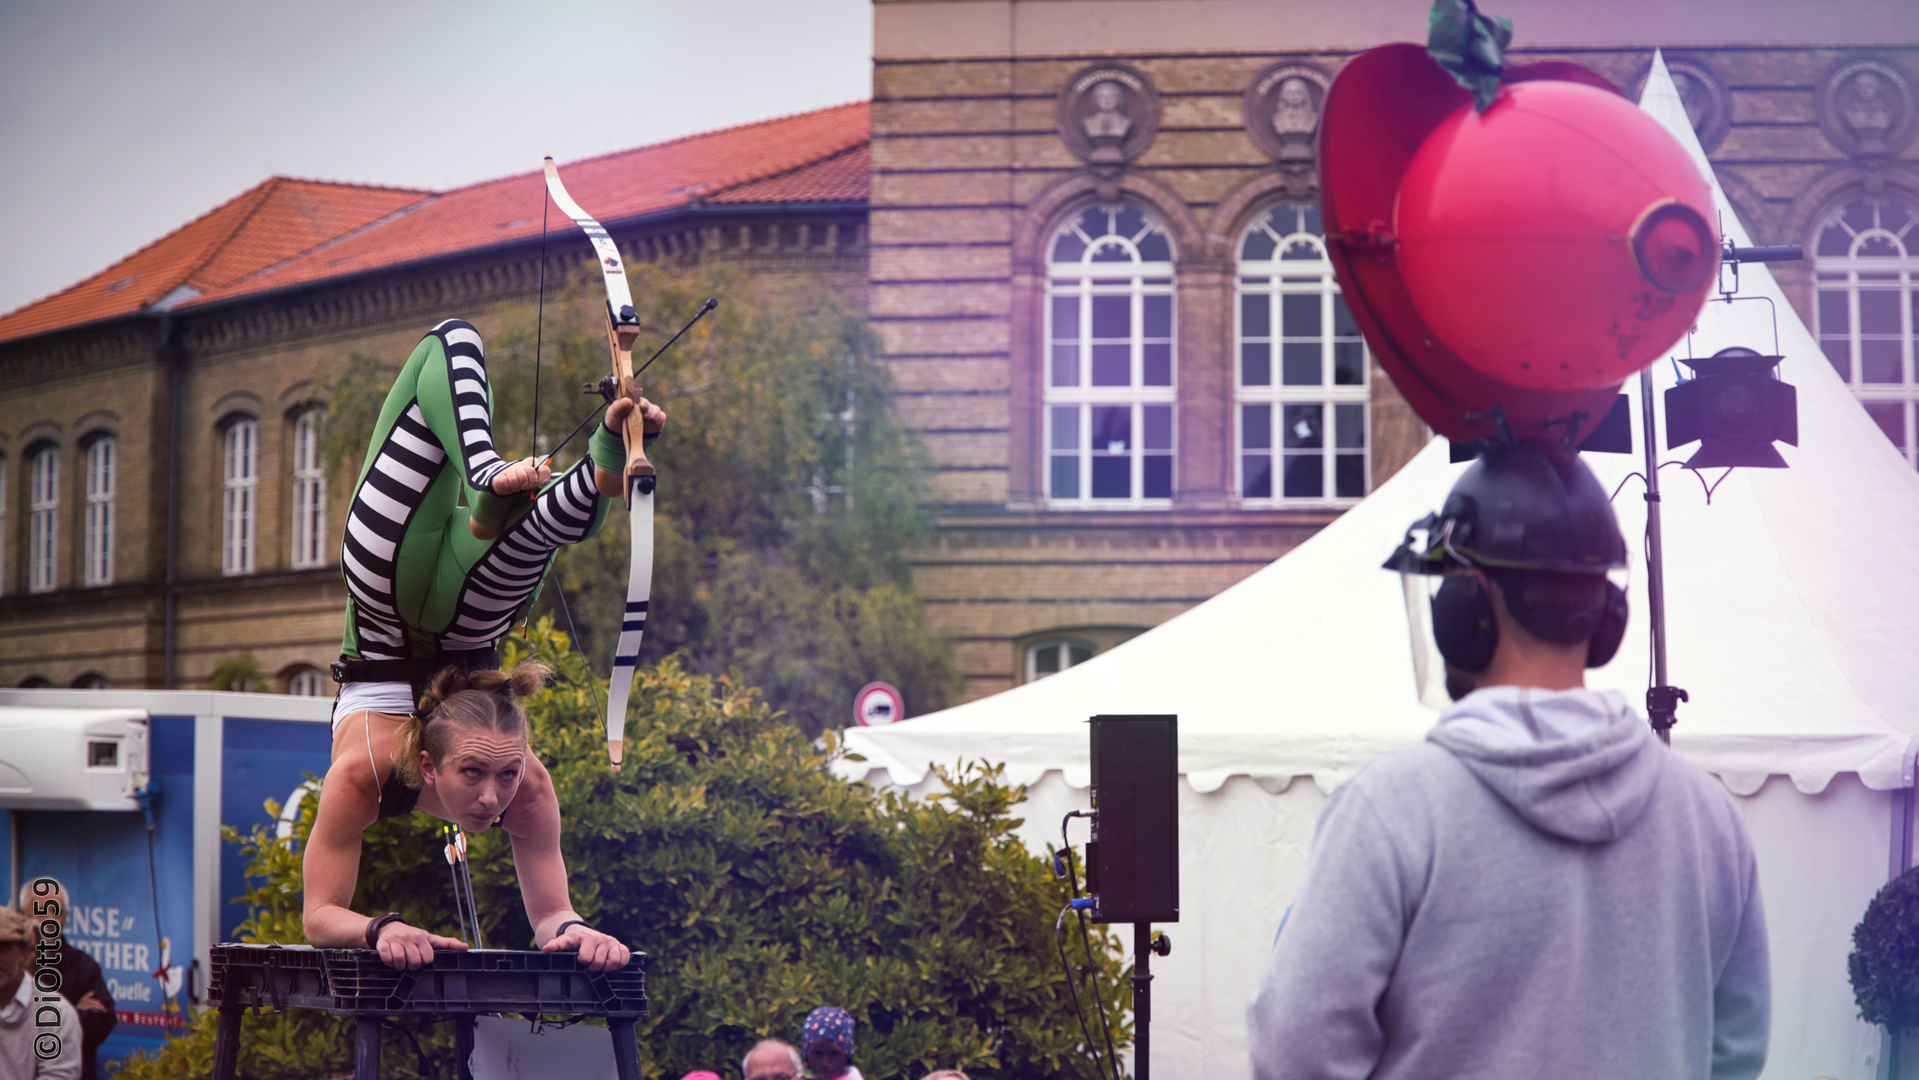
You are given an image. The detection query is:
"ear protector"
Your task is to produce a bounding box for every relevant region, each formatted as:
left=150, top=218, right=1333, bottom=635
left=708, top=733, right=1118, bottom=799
left=1430, top=574, right=1629, bottom=673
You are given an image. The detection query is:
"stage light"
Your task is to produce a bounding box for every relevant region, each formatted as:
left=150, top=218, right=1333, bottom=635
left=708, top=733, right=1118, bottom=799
left=1664, top=346, right=1797, bottom=468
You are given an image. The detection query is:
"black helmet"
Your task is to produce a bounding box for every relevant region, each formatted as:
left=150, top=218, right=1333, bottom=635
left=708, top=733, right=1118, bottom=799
left=1387, top=439, right=1629, bottom=670
left=1385, top=439, right=1627, bottom=576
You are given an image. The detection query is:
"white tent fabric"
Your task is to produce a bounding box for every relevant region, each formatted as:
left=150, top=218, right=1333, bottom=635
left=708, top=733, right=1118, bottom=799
left=841, top=54, right=1919, bottom=1080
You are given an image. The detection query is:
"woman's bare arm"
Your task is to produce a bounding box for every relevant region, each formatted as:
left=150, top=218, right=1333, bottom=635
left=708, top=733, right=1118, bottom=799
left=302, top=743, right=384, bottom=947
left=304, top=713, right=466, bottom=967
left=500, top=754, right=630, bottom=970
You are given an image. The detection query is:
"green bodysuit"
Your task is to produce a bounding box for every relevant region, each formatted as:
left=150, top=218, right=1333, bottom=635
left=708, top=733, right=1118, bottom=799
left=338, top=319, right=623, bottom=660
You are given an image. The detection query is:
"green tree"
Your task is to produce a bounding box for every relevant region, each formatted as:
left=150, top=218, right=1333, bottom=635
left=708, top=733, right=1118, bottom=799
left=207, top=652, right=270, bottom=693
left=114, top=622, right=1130, bottom=1080
left=319, top=266, right=958, bottom=735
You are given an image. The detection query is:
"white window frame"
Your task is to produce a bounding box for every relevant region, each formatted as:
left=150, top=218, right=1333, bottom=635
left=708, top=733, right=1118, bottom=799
left=290, top=409, right=327, bottom=568
left=223, top=418, right=259, bottom=576
left=1813, top=196, right=1919, bottom=470
left=84, top=436, right=115, bottom=586
left=1234, top=202, right=1370, bottom=506
left=1043, top=204, right=1178, bottom=509
left=28, top=446, right=58, bottom=593
left=286, top=666, right=327, bottom=697
left=1024, top=638, right=1095, bottom=683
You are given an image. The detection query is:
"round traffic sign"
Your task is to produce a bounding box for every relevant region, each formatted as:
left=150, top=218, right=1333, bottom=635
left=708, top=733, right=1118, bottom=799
left=854, top=681, right=904, bottom=727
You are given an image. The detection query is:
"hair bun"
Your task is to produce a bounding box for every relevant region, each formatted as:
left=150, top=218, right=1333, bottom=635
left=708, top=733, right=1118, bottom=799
left=459, top=661, right=550, bottom=705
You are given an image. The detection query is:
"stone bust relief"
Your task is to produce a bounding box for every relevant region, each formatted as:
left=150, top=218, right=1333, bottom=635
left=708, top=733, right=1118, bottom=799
left=1083, top=82, right=1134, bottom=140
left=1270, top=77, right=1319, bottom=137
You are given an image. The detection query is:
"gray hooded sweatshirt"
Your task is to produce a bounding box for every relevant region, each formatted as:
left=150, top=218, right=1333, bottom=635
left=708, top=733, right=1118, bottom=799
left=1247, top=686, right=1769, bottom=1080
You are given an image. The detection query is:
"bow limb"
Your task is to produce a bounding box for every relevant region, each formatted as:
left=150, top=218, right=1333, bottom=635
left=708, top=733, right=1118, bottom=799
left=542, top=156, right=653, bottom=491
left=604, top=494, right=654, bottom=771
left=543, top=155, right=656, bottom=769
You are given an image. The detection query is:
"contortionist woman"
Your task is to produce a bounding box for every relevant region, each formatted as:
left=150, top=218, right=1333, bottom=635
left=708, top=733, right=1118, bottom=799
left=304, top=319, right=655, bottom=970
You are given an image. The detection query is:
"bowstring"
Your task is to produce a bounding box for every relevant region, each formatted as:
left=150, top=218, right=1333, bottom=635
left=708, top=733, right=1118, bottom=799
left=533, top=186, right=549, bottom=452
left=521, top=184, right=552, bottom=645
left=552, top=570, right=607, bottom=728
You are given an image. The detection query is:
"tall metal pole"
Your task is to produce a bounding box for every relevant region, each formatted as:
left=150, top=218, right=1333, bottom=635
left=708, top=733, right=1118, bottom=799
left=1132, top=922, right=1153, bottom=1080
left=1639, top=368, right=1687, bottom=743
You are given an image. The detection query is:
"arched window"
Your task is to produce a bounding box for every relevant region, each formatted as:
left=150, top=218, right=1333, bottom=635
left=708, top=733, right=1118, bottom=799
left=28, top=444, right=58, bottom=593
left=1235, top=203, right=1369, bottom=503
left=223, top=417, right=259, bottom=575
left=290, top=409, right=327, bottom=569
left=1025, top=638, right=1095, bottom=683
left=1045, top=204, right=1176, bottom=506
left=285, top=665, right=327, bottom=697
left=83, top=435, right=115, bottom=586
left=1814, top=196, right=1919, bottom=468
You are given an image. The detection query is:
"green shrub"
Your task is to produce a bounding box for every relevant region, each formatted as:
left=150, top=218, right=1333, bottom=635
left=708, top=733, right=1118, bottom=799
left=207, top=652, right=270, bottom=693
left=1851, top=864, right=1919, bottom=1036
left=115, top=622, right=1128, bottom=1079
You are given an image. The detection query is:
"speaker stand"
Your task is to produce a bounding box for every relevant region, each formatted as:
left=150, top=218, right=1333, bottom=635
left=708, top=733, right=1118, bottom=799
left=1131, top=923, right=1172, bottom=1080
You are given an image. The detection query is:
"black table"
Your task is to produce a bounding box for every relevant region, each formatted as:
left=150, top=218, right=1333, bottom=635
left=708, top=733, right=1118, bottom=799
left=207, top=943, right=648, bottom=1080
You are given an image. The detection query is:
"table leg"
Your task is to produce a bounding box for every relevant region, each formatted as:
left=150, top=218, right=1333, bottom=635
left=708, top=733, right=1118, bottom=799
left=454, top=1013, right=476, bottom=1080
left=610, top=1017, right=642, bottom=1080
left=355, top=1015, right=382, bottom=1080
left=210, top=1005, right=244, bottom=1080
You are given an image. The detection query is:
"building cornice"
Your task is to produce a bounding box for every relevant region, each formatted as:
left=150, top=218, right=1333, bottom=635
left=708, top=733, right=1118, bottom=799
left=0, top=199, right=871, bottom=369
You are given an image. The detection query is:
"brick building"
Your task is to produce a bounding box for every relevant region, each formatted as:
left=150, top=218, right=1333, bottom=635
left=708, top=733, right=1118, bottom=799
left=0, top=110, right=870, bottom=690
left=3, top=0, right=1916, bottom=705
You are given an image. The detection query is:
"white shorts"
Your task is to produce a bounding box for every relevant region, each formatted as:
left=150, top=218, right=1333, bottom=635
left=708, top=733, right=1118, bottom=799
left=331, top=681, right=416, bottom=729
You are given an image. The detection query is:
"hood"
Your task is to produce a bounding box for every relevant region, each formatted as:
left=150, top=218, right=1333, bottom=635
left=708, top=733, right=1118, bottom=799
left=1426, top=686, right=1664, bottom=843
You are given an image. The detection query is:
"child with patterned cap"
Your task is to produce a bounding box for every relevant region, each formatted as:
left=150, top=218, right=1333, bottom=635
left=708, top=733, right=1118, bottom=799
left=799, top=1006, right=862, bottom=1080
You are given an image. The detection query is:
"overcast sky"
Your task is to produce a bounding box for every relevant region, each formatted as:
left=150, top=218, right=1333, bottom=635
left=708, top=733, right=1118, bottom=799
left=0, top=0, right=873, bottom=316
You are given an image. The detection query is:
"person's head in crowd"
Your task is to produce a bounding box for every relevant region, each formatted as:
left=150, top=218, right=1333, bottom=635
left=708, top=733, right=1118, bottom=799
left=922, top=1071, right=971, bottom=1080
left=742, top=1039, right=803, bottom=1080
left=17, top=878, right=69, bottom=930
left=800, top=1006, right=855, bottom=1078
left=680, top=1072, right=722, bottom=1080
left=0, top=908, right=32, bottom=996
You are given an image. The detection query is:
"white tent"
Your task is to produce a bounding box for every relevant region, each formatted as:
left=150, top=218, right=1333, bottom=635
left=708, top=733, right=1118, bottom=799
left=843, top=55, right=1919, bottom=1080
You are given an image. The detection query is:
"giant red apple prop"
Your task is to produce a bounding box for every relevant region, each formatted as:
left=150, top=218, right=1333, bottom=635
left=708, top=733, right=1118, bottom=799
left=1319, top=45, right=1718, bottom=443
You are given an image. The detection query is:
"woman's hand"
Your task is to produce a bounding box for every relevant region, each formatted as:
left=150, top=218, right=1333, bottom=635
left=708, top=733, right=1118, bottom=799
left=374, top=919, right=468, bottom=970
left=490, top=457, right=552, bottom=497
left=542, top=924, right=631, bottom=972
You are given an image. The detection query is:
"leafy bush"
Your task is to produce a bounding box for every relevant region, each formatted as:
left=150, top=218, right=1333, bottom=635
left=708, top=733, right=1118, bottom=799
left=207, top=652, right=271, bottom=693
left=115, top=623, right=1128, bottom=1079
left=1851, top=864, right=1919, bottom=1036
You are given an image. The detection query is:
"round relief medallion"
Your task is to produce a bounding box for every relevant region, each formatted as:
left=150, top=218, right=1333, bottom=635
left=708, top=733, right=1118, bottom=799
left=1243, top=62, right=1332, bottom=162
left=1630, top=56, right=1730, bottom=152
left=1056, top=62, right=1161, bottom=167
left=1818, top=56, right=1917, bottom=157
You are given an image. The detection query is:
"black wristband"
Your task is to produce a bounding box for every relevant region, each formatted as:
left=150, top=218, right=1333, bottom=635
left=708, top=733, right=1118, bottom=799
left=553, top=919, right=593, bottom=940
left=365, top=912, right=404, bottom=950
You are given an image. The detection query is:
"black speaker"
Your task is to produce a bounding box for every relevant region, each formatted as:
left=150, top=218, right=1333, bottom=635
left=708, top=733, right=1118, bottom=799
left=1086, top=715, right=1179, bottom=924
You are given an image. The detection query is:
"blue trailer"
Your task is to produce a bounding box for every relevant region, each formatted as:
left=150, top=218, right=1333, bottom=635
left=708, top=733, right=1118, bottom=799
left=0, top=688, right=332, bottom=1070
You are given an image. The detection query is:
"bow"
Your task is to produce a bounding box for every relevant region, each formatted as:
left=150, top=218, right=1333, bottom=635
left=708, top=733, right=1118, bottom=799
left=542, top=156, right=654, bottom=771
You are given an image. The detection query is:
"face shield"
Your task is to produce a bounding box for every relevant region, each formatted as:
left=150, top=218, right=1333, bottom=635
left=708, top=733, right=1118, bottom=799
left=1387, top=513, right=1630, bottom=707
left=1384, top=513, right=1459, bottom=708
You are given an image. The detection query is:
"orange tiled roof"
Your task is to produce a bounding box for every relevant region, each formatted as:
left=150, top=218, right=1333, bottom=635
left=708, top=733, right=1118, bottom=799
left=0, top=179, right=429, bottom=343
left=707, top=143, right=870, bottom=205
left=0, top=101, right=872, bottom=345
left=186, top=102, right=871, bottom=310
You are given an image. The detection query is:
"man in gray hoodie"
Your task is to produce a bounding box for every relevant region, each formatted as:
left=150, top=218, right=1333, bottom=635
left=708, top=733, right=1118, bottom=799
left=1247, top=440, right=1769, bottom=1080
